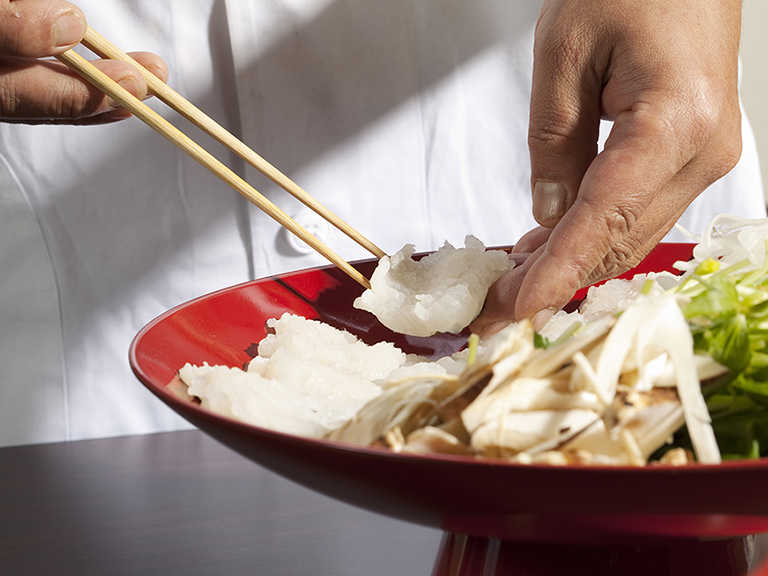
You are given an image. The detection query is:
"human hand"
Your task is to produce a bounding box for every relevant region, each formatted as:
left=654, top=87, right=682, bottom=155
left=0, top=0, right=168, bottom=124
left=471, top=0, right=743, bottom=336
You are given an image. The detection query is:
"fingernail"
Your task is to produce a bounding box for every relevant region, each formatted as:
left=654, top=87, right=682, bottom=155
left=532, top=181, right=568, bottom=227
left=532, top=307, right=556, bottom=332
left=508, top=252, right=531, bottom=267
left=53, top=12, right=87, bottom=48
left=106, top=77, right=142, bottom=109
left=479, top=320, right=511, bottom=339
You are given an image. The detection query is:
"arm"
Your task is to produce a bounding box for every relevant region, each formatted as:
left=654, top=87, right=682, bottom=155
left=0, top=0, right=168, bottom=124
left=471, top=0, right=743, bottom=335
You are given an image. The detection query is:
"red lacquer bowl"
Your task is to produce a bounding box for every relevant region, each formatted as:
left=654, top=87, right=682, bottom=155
left=130, top=243, right=768, bottom=576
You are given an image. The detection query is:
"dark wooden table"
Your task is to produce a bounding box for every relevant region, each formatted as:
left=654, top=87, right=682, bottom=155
left=0, top=430, right=443, bottom=576
left=5, top=430, right=768, bottom=576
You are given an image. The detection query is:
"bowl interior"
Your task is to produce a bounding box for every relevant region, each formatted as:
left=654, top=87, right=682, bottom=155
left=130, top=243, right=768, bottom=542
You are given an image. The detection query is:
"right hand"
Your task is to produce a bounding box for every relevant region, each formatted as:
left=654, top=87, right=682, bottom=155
left=0, top=0, right=168, bottom=124
left=470, top=0, right=743, bottom=338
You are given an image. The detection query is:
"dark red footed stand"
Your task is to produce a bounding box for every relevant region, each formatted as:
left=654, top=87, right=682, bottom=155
left=432, top=533, right=751, bottom=576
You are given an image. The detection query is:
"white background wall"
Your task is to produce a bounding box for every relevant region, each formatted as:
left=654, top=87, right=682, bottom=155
left=741, top=1, right=768, bottom=201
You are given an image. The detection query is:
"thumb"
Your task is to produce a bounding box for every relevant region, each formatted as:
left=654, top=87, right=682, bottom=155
left=528, top=6, right=603, bottom=228
left=0, top=0, right=86, bottom=57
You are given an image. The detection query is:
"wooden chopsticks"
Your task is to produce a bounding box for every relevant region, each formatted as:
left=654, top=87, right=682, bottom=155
left=56, top=27, right=385, bottom=290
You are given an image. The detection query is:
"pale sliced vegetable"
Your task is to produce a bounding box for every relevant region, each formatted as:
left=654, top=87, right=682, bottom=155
left=593, top=294, right=721, bottom=464
left=399, top=426, right=475, bottom=456
left=461, top=377, right=601, bottom=438
left=682, top=214, right=768, bottom=275
left=470, top=409, right=600, bottom=456
left=561, top=389, right=685, bottom=466
left=327, top=366, right=459, bottom=446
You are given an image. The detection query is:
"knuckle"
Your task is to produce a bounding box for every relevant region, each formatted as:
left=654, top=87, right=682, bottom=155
left=594, top=202, right=641, bottom=242
left=580, top=207, right=643, bottom=284
left=630, top=86, right=743, bottom=185
left=595, top=245, right=632, bottom=279
left=527, top=104, right=588, bottom=155
left=586, top=242, right=640, bottom=285
left=0, top=90, right=18, bottom=120
left=50, top=77, right=99, bottom=121
left=528, top=111, right=575, bottom=147
left=677, top=85, right=743, bottom=182
left=0, top=65, right=27, bottom=120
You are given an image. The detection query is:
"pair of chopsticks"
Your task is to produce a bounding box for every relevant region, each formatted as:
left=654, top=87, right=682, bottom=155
left=56, top=27, right=385, bottom=289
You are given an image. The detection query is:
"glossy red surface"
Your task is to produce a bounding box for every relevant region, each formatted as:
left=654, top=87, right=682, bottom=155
left=755, top=556, right=768, bottom=576
left=431, top=532, right=757, bottom=576
left=130, top=244, right=768, bottom=549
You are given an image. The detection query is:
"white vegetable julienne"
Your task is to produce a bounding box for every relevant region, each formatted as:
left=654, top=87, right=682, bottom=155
left=593, top=294, right=720, bottom=464
left=452, top=304, right=718, bottom=465
left=676, top=213, right=768, bottom=275
left=539, top=272, right=678, bottom=342
left=353, top=235, right=511, bottom=337
left=470, top=409, right=600, bottom=455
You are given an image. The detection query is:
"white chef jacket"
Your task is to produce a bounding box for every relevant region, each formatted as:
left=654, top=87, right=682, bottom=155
left=0, top=0, right=764, bottom=447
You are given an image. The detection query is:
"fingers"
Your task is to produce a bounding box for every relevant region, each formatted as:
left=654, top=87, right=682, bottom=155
left=470, top=246, right=544, bottom=337
left=0, top=0, right=86, bottom=57
left=528, top=2, right=604, bottom=229
left=0, top=1, right=169, bottom=124
left=514, top=100, right=739, bottom=323
left=0, top=51, right=169, bottom=124
left=482, top=63, right=741, bottom=332
left=511, top=226, right=551, bottom=255
left=505, top=0, right=744, bottom=328
left=474, top=163, right=683, bottom=339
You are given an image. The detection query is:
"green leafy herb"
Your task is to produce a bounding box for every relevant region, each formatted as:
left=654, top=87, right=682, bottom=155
left=673, top=244, right=768, bottom=459
left=533, top=332, right=550, bottom=349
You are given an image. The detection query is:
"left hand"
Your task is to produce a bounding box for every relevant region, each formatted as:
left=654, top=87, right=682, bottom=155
left=0, top=0, right=168, bottom=124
